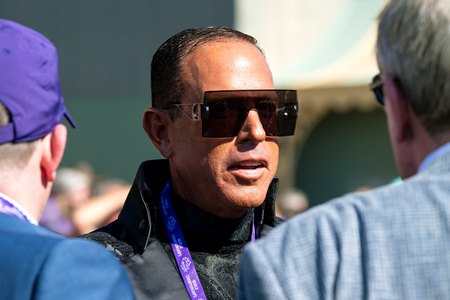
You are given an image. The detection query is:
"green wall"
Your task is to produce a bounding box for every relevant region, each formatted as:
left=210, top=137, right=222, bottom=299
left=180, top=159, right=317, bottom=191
left=296, top=109, right=399, bottom=206
left=63, top=97, right=162, bottom=183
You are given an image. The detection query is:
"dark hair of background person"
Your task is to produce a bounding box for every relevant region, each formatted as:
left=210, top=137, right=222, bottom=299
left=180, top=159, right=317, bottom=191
left=150, top=26, right=264, bottom=117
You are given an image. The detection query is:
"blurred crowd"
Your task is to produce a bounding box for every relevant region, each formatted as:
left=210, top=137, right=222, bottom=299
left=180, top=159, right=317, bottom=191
left=40, top=162, right=130, bottom=237
left=275, top=188, right=309, bottom=220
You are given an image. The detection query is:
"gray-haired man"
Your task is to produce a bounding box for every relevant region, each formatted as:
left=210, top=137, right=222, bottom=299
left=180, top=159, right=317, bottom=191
left=238, top=0, right=450, bottom=299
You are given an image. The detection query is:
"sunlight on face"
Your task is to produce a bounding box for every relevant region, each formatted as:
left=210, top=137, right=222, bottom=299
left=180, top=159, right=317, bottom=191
left=167, top=41, right=278, bottom=218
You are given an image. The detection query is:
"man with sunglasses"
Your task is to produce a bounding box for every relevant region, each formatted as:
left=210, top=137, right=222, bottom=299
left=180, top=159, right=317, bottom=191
left=84, top=26, right=298, bottom=299
left=237, top=0, right=450, bottom=299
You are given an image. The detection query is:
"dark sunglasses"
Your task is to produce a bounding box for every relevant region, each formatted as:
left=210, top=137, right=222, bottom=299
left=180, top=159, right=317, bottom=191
left=369, top=73, right=384, bottom=105
left=169, top=89, right=298, bottom=138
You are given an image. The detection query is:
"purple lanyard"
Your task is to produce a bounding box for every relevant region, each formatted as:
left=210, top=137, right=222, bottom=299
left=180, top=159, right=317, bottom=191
left=0, top=195, right=32, bottom=223
left=159, top=181, right=256, bottom=300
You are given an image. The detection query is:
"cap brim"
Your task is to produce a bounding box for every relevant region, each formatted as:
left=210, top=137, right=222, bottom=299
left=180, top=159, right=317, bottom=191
left=64, top=109, right=77, bottom=128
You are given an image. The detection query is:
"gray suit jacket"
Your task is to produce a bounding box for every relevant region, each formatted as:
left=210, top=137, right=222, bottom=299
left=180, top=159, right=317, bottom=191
left=238, top=148, right=450, bottom=299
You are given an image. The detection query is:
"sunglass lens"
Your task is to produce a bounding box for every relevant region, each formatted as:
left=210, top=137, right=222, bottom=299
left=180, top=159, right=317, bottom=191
left=274, top=102, right=298, bottom=136
left=202, top=90, right=298, bottom=137
left=375, top=87, right=384, bottom=105
left=370, top=74, right=384, bottom=105
left=201, top=102, right=245, bottom=137
left=255, top=100, right=277, bottom=135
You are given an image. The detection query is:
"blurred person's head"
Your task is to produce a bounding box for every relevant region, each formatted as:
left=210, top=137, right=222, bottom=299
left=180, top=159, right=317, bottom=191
left=276, top=189, right=309, bottom=219
left=0, top=18, right=75, bottom=219
left=374, top=0, right=450, bottom=178
left=52, top=167, right=93, bottom=209
left=143, top=26, right=298, bottom=218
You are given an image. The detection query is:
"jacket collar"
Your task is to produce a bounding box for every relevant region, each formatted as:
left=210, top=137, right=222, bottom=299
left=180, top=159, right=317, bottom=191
left=118, top=159, right=279, bottom=253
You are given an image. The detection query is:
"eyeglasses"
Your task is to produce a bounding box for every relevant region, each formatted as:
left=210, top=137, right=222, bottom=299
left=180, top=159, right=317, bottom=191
left=369, top=73, right=384, bottom=105
left=168, top=89, right=298, bottom=138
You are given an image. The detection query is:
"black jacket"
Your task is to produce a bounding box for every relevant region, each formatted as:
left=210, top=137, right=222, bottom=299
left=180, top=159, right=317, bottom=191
left=84, top=159, right=281, bottom=300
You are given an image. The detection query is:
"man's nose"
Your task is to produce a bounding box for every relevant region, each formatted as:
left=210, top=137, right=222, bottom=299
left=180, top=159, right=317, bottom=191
left=236, top=109, right=266, bottom=142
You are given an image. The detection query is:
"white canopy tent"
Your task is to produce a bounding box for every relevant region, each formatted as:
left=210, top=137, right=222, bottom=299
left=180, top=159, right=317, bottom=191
left=235, top=0, right=384, bottom=88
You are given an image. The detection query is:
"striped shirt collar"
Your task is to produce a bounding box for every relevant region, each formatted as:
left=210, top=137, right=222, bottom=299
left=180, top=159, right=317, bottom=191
left=418, top=141, right=450, bottom=173
left=0, top=192, right=38, bottom=225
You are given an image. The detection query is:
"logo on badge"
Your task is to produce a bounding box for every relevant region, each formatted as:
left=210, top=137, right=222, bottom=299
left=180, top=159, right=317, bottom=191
left=181, top=257, right=192, bottom=272
left=167, top=216, right=177, bottom=232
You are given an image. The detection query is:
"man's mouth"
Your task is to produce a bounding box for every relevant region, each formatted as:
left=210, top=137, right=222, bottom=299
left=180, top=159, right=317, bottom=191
left=234, top=161, right=264, bottom=169
left=229, top=160, right=267, bottom=171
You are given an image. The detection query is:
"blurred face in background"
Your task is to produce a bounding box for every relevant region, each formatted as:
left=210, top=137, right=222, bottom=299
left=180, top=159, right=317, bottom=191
left=53, top=168, right=92, bottom=209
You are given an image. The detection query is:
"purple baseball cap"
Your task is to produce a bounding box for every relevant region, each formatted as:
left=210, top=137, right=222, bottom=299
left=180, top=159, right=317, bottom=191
left=0, top=18, right=76, bottom=145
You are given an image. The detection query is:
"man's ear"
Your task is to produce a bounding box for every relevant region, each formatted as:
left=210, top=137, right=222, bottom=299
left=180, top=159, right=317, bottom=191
left=142, top=108, right=173, bottom=158
left=41, top=124, right=67, bottom=182
left=384, top=75, right=414, bottom=143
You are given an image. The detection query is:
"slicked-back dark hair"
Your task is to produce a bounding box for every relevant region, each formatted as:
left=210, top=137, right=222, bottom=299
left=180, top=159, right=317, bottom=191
left=150, top=26, right=263, bottom=110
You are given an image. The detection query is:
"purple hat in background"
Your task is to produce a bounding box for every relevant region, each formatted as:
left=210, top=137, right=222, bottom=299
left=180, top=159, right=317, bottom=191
left=0, top=18, right=76, bottom=145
